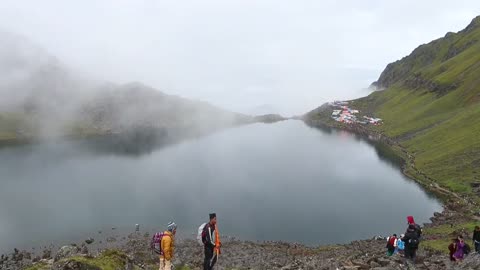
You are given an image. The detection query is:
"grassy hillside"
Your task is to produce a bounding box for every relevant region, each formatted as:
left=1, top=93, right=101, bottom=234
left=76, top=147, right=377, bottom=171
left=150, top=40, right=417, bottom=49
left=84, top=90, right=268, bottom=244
left=307, top=16, right=480, bottom=195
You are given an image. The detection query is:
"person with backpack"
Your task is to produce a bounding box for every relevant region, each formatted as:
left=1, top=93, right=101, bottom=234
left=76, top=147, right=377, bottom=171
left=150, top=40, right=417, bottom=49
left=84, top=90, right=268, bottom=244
left=201, top=213, right=221, bottom=270
left=151, top=222, right=177, bottom=270
left=453, top=235, right=466, bottom=261
left=386, top=234, right=397, bottom=256
left=473, top=226, right=480, bottom=252
left=402, top=224, right=420, bottom=264
left=406, top=216, right=422, bottom=239
left=448, top=238, right=457, bottom=261
left=396, top=234, right=405, bottom=255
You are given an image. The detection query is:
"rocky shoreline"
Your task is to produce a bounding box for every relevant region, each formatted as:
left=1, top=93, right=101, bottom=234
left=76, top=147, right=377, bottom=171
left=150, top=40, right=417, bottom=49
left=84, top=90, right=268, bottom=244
left=2, top=229, right=480, bottom=270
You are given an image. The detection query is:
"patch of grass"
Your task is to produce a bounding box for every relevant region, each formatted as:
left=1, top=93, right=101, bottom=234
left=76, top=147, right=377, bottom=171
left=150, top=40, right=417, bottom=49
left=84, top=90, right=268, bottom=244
left=24, top=262, right=50, bottom=270
left=423, top=222, right=478, bottom=236
left=421, top=239, right=451, bottom=254
left=63, top=249, right=130, bottom=270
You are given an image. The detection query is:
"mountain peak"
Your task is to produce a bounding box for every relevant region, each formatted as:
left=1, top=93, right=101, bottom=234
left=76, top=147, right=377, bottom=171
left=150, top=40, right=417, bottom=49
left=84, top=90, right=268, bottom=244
left=466, top=15, right=480, bottom=32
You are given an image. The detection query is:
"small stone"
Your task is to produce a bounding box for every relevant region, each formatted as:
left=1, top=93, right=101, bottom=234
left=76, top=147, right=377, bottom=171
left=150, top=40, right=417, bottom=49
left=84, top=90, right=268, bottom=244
left=42, top=249, right=52, bottom=260
left=54, top=245, right=80, bottom=262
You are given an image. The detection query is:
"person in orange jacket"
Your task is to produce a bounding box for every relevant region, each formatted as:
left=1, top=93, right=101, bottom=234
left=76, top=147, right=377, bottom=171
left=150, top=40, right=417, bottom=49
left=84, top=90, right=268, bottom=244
left=160, top=222, right=177, bottom=270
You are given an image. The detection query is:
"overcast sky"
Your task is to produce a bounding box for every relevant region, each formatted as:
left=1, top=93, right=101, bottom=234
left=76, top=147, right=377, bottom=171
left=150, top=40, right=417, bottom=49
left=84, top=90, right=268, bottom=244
left=0, top=1, right=479, bottom=116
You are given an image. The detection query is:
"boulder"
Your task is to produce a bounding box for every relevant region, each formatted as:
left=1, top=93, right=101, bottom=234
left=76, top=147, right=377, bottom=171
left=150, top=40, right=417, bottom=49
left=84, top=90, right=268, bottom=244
left=106, top=237, right=117, bottom=243
left=376, top=258, right=391, bottom=267
left=42, top=249, right=52, bottom=259
left=80, top=244, right=89, bottom=255
left=85, top=238, right=95, bottom=245
left=54, top=245, right=80, bottom=262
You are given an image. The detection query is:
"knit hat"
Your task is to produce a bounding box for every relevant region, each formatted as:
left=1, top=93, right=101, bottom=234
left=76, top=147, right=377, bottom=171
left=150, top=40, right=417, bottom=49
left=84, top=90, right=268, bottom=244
left=209, top=213, right=216, bottom=220
left=407, top=216, right=415, bottom=224
left=167, top=221, right=177, bottom=232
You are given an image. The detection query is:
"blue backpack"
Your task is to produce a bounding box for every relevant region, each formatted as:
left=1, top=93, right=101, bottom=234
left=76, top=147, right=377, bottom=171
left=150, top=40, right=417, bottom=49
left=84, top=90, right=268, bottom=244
left=397, top=240, right=405, bottom=250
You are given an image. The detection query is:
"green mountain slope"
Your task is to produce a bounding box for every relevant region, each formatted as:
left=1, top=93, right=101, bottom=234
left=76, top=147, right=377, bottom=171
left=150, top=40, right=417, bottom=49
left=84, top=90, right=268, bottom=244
left=308, top=16, right=480, bottom=194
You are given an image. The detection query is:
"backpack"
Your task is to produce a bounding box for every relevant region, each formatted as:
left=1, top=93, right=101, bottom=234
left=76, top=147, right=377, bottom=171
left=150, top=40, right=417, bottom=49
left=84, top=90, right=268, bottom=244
left=388, top=237, right=396, bottom=247
left=397, top=240, right=405, bottom=250
left=151, top=232, right=165, bottom=254
left=408, top=237, right=420, bottom=248
left=197, top=223, right=207, bottom=246
left=464, top=243, right=471, bottom=255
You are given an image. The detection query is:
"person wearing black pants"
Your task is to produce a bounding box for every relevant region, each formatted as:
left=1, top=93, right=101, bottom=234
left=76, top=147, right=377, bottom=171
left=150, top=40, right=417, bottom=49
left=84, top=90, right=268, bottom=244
left=202, top=213, right=218, bottom=270
left=204, top=245, right=217, bottom=270
left=402, top=224, right=420, bottom=266
left=473, top=226, right=480, bottom=252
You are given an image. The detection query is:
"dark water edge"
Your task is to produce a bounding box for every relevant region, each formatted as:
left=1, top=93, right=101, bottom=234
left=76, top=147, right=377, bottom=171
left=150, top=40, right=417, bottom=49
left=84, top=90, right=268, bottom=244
left=303, top=120, right=441, bottom=202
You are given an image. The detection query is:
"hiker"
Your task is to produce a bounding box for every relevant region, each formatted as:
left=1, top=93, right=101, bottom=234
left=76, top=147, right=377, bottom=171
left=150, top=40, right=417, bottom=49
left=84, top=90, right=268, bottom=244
left=402, top=224, right=420, bottom=264
left=386, top=234, right=397, bottom=256
left=202, top=213, right=221, bottom=270
left=448, top=238, right=457, bottom=261
left=406, top=216, right=422, bottom=239
left=158, top=222, right=177, bottom=270
left=453, top=235, right=466, bottom=261
left=396, top=234, right=405, bottom=255
left=473, top=226, right=480, bottom=252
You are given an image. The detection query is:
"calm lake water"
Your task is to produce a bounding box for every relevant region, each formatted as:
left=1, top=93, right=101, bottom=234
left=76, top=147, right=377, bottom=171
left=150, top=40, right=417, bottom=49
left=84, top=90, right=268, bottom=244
left=0, top=120, right=441, bottom=252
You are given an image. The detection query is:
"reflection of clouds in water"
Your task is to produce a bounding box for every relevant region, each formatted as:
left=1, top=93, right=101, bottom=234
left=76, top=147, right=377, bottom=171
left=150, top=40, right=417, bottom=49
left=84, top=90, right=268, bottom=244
left=0, top=121, right=441, bottom=252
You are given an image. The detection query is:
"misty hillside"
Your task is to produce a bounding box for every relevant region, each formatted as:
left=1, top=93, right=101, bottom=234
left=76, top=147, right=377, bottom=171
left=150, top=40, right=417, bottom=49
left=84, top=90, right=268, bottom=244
left=306, top=15, right=480, bottom=194
left=0, top=31, right=252, bottom=148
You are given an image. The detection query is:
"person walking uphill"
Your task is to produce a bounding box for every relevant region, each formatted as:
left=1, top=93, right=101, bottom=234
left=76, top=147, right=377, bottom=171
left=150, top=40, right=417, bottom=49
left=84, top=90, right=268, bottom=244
left=473, top=226, right=480, bottom=252
left=202, top=213, right=221, bottom=270
left=407, top=216, right=422, bottom=238
left=160, top=222, right=177, bottom=270
left=402, top=224, right=420, bottom=265
left=386, top=234, right=397, bottom=256
left=453, top=235, right=466, bottom=261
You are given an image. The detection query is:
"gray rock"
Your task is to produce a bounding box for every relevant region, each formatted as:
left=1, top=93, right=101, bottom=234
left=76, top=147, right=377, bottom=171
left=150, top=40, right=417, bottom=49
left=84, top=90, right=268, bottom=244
left=106, top=237, right=117, bottom=243
left=85, top=238, right=95, bottom=244
left=54, top=245, right=80, bottom=262
left=376, top=258, right=391, bottom=267
left=42, top=249, right=52, bottom=259
left=80, top=244, right=89, bottom=255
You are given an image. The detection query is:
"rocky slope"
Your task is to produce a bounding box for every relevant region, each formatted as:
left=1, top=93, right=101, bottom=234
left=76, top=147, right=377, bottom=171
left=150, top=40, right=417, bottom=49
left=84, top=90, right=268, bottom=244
left=2, top=228, right=480, bottom=270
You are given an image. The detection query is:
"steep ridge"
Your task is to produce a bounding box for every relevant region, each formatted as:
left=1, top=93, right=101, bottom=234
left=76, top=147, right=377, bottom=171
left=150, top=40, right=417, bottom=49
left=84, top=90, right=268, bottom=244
left=307, top=15, right=480, bottom=195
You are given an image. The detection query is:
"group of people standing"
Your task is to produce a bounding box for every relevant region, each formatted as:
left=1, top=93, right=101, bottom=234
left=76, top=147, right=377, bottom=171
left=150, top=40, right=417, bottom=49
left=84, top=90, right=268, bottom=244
left=388, top=217, right=480, bottom=265
left=447, top=225, right=480, bottom=262
left=386, top=216, right=422, bottom=264
left=151, top=213, right=220, bottom=270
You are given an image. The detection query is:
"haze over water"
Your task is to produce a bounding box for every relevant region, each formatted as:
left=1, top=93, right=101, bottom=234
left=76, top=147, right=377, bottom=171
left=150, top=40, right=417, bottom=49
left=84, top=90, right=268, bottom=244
left=0, top=120, right=442, bottom=252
